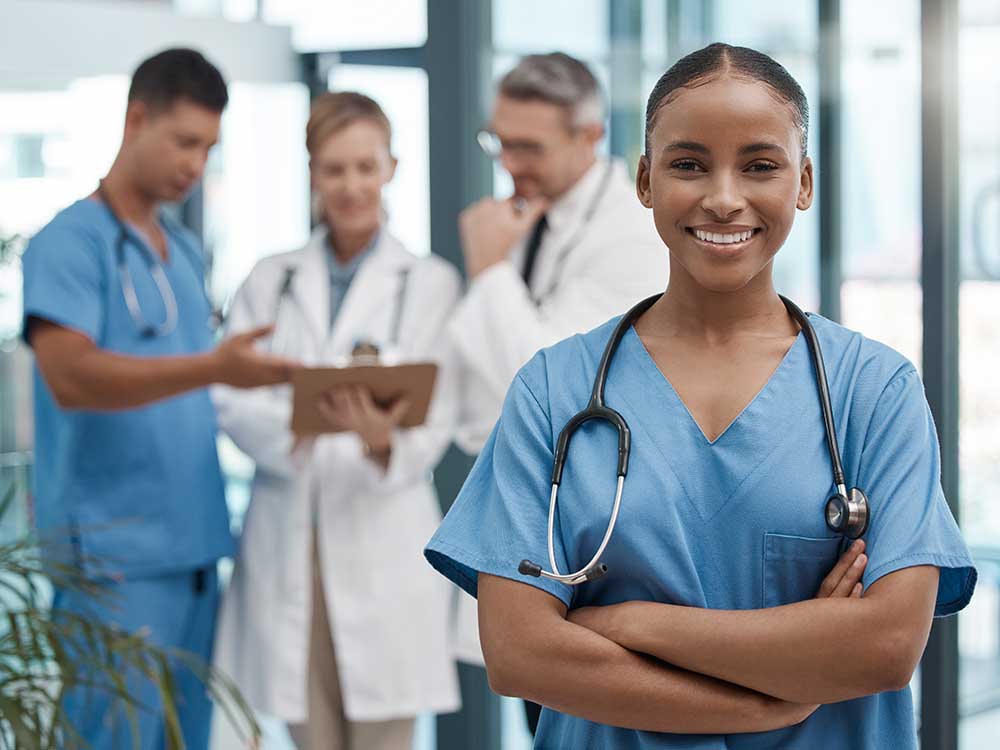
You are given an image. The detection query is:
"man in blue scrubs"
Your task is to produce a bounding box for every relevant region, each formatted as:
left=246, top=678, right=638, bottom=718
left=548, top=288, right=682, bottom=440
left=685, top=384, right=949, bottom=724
left=21, top=48, right=295, bottom=750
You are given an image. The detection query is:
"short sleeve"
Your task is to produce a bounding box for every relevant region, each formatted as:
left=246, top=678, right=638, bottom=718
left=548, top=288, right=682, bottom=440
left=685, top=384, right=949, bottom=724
left=425, top=357, right=574, bottom=606
left=858, top=369, right=977, bottom=617
left=22, top=224, right=105, bottom=344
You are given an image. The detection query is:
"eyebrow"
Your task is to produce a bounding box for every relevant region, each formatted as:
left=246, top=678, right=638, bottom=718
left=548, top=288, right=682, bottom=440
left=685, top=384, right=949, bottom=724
left=738, top=141, right=787, bottom=156
left=661, top=140, right=789, bottom=157
left=663, top=141, right=709, bottom=154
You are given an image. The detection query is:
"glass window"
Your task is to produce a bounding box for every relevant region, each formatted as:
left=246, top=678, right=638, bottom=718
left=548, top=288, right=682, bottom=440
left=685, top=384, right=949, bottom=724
left=327, top=65, right=431, bottom=257
left=261, top=0, right=427, bottom=51
left=204, top=81, right=312, bottom=308
left=959, top=0, right=1000, bottom=745
left=0, top=77, right=129, bottom=462
left=493, top=0, right=609, bottom=59
left=839, top=0, right=922, bottom=367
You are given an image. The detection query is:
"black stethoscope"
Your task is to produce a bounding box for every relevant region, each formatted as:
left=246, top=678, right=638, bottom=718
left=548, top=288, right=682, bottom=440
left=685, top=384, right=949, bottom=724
left=519, top=293, right=871, bottom=586
left=97, top=182, right=219, bottom=337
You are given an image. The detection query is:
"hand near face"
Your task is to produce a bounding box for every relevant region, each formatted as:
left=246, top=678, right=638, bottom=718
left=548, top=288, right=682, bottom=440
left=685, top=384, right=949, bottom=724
left=458, top=196, right=549, bottom=279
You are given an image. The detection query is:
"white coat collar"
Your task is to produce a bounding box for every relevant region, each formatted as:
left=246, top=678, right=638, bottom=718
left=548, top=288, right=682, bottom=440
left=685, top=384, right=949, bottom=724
left=545, top=157, right=623, bottom=234
left=291, top=225, right=416, bottom=355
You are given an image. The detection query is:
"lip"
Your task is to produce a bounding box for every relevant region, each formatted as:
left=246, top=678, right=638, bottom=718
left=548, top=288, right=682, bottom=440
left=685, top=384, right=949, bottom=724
left=685, top=226, right=762, bottom=256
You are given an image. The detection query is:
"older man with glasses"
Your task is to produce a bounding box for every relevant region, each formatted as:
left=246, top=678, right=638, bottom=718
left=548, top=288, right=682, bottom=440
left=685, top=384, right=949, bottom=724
left=445, top=51, right=667, bottom=736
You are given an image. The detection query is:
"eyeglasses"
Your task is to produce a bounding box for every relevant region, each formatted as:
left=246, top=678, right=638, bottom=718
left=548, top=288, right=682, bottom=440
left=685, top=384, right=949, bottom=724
left=476, top=129, right=547, bottom=161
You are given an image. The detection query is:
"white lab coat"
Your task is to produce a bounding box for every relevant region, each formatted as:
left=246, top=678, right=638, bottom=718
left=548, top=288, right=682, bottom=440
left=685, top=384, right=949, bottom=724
left=212, top=227, right=462, bottom=723
left=451, top=158, right=669, bottom=453
left=449, top=157, right=669, bottom=664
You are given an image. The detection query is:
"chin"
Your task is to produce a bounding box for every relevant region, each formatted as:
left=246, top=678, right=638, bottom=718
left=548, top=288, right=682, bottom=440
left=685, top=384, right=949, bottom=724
left=687, top=264, right=761, bottom=294
left=332, top=215, right=379, bottom=234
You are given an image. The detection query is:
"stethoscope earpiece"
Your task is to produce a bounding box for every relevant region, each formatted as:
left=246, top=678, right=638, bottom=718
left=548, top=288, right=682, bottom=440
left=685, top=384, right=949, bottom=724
left=825, top=487, right=870, bottom=539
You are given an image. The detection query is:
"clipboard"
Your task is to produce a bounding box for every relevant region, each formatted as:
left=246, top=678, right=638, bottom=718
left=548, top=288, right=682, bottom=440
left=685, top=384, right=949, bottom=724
left=290, top=362, right=438, bottom=435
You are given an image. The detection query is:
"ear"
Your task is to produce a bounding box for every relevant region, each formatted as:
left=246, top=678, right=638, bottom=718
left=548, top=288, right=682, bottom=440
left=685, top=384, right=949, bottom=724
left=578, top=121, right=604, bottom=147
left=636, top=154, right=654, bottom=208
left=386, top=154, right=398, bottom=183
left=122, top=100, right=149, bottom=141
left=796, top=156, right=814, bottom=210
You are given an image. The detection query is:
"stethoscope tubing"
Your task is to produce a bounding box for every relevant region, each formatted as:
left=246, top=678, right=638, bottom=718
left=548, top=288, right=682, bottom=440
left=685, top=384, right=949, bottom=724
left=528, top=292, right=859, bottom=586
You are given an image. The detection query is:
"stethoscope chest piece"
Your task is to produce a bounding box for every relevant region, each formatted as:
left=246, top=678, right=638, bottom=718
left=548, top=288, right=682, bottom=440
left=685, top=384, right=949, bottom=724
left=825, top=487, right=870, bottom=539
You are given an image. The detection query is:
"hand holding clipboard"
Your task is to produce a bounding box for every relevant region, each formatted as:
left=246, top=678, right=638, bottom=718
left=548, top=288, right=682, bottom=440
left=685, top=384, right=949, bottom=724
left=290, top=362, right=438, bottom=436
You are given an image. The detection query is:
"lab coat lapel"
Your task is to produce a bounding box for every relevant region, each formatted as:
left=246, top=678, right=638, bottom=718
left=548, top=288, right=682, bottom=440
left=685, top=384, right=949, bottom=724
left=326, top=231, right=413, bottom=358
left=291, top=229, right=333, bottom=350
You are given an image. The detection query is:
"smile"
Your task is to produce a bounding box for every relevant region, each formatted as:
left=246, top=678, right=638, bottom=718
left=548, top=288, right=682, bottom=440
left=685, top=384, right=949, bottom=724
left=691, top=228, right=757, bottom=244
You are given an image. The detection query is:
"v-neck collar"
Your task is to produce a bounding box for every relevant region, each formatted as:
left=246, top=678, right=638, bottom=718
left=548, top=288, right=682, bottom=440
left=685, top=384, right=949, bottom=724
left=610, top=323, right=817, bottom=521
left=627, top=324, right=806, bottom=446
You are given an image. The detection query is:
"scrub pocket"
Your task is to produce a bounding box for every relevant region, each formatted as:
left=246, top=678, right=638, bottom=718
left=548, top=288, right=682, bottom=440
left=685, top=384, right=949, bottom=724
left=762, top=533, right=842, bottom=608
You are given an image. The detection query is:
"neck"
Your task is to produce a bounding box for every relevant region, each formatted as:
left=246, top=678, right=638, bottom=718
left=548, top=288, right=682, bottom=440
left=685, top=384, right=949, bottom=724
left=649, top=263, right=795, bottom=342
left=99, top=159, right=158, bottom=226
left=550, top=153, right=598, bottom=203
left=328, top=223, right=378, bottom=264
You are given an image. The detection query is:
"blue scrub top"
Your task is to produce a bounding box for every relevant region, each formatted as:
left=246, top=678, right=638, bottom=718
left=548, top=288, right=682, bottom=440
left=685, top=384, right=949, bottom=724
left=22, top=199, right=234, bottom=579
left=426, top=313, right=977, bottom=749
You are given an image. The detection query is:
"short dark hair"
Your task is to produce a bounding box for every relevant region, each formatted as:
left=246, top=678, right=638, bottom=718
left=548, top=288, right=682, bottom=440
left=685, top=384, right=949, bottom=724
left=645, top=43, right=809, bottom=159
left=128, top=48, right=228, bottom=113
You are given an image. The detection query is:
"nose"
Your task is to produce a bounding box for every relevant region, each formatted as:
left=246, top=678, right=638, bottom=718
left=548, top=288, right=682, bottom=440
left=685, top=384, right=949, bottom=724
left=187, top=151, right=208, bottom=181
left=700, top=171, right=746, bottom=219
left=499, top=149, right=530, bottom=177
left=342, top=170, right=365, bottom=197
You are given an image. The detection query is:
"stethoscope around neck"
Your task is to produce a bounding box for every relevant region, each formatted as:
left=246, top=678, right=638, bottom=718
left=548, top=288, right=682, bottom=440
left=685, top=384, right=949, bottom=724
left=97, top=181, right=218, bottom=338
left=518, top=293, right=871, bottom=586
left=273, top=261, right=411, bottom=359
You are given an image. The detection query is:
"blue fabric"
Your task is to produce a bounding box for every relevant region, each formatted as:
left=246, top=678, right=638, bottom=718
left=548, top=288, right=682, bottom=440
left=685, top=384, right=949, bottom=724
left=425, top=313, right=976, bottom=750
left=21, top=199, right=234, bottom=578
left=325, top=231, right=376, bottom=328
left=52, top=567, right=220, bottom=750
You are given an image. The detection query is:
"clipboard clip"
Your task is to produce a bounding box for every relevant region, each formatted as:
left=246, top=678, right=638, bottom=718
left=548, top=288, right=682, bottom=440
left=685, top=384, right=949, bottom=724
left=351, top=338, right=381, bottom=365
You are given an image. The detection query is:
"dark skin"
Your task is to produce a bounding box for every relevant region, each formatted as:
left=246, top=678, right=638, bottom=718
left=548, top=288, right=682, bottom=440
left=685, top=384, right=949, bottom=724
left=478, top=73, right=938, bottom=729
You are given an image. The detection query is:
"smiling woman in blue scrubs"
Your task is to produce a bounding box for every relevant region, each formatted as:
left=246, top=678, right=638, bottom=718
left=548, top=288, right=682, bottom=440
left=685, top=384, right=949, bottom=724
left=426, top=43, right=977, bottom=749
left=21, top=49, right=294, bottom=750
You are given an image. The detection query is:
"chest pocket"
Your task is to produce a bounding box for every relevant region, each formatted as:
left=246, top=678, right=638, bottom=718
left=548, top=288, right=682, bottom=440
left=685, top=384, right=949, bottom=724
left=762, top=533, right=842, bottom=608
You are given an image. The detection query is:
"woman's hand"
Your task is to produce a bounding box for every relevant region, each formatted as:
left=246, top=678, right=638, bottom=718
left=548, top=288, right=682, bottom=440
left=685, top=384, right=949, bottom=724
left=315, top=385, right=409, bottom=465
left=815, top=539, right=867, bottom=599
left=566, top=540, right=869, bottom=726
left=569, top=539, right=869, bottom=639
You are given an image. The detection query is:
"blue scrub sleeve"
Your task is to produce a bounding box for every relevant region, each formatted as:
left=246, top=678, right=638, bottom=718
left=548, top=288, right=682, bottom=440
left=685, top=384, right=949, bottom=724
left=425, top=359, right=574, bottom=606
left=22, top=224, right=105, bottom=344
left=857, top=368, right=976, bottom=616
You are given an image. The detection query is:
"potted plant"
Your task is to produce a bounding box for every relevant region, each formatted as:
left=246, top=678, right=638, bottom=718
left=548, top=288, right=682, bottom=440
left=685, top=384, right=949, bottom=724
left=0, top=483, right=260, bottom=749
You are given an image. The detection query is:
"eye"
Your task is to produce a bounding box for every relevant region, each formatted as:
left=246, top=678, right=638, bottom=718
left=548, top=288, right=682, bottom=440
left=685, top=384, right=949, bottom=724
left=670, top=159, right=704, bottom=172
left=747, top=161, right=779, bottom=173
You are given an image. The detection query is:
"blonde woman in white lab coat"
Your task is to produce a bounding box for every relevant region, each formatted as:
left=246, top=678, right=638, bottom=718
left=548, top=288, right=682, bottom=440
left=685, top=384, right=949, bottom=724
left=212, top=92, right=460, bottom=750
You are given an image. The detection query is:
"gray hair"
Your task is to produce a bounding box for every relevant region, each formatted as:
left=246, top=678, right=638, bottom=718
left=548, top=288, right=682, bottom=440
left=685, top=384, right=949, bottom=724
left=498, top=52, right=605, bottom=127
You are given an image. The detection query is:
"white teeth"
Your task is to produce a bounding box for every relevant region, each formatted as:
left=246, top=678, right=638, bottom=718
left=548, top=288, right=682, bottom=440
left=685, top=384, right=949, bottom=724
left=693, top=229, right=754, bottom=244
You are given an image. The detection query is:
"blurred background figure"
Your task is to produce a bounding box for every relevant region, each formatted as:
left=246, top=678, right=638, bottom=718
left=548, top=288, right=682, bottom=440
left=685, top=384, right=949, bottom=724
left=19, top=47, right=294, bottom=750
left=451, top=51, right=666, bottom=455
left=211, top=91, right=461, bottom=750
